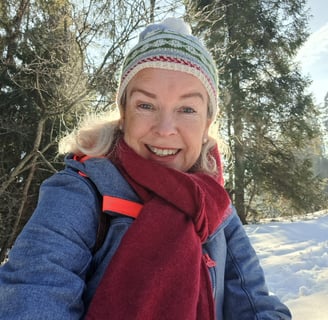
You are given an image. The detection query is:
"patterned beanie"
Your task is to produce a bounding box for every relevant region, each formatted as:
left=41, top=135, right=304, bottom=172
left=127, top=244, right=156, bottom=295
left=116, top=17, right=218, bottom=119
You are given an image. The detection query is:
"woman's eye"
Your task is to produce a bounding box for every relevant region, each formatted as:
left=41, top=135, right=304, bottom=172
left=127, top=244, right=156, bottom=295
left=180, top=106, right=196, bottom=114
left=138, top=103, right=153, bottom=110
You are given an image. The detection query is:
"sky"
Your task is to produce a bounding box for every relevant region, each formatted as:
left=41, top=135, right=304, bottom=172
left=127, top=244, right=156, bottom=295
left=296, top=0, right=328, bottom=104
left=245, top=211, right=328, bottom=319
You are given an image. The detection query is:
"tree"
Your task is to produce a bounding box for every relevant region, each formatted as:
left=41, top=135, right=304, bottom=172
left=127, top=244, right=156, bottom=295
left=318, top=92, right=328, bottom=156
left=0, top=0, right=180, bottom=262
left=185, top=0, right=326, bottom=223
left=0, top=0, right=88, bottom=261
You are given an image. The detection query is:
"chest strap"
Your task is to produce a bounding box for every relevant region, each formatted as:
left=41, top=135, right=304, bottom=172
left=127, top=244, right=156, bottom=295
left=103, top=196, right=143, bottom=218
left=74, top=154, right=143, bottom=219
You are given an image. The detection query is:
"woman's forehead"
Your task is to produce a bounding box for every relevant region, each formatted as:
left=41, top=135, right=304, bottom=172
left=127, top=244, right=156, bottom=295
left=127, top=68, right=208, bottom=97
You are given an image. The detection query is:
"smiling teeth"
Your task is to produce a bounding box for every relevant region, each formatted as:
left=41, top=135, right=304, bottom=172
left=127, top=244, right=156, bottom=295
left=148, top=145, right=178, bottom=157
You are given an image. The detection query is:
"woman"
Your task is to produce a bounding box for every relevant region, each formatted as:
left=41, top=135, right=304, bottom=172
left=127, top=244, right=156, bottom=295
left=0, top=18, right=291, bottom=319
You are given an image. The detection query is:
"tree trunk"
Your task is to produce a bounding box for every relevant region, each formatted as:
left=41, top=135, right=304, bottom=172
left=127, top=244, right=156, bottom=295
left=226, top=1, right=247, bottom=224
left=0, top=118, right=45, bottom=263
left=233, top=92, right=247, bottom=224
left=150, top=0, right=156, bottom=23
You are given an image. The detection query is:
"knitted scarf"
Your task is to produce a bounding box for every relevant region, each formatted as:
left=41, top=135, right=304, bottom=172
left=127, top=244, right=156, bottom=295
left=85, top=140, right=231, bottom=320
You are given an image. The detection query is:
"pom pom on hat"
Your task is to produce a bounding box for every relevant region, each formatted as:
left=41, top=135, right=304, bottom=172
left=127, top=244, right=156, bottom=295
left=116, top=17, right=218, bottom=118
left=157, top=17, right=192, bottom=35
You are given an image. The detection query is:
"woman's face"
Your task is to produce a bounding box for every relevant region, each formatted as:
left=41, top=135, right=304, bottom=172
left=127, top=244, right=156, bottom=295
left=121, top=68, right=211, bottom=172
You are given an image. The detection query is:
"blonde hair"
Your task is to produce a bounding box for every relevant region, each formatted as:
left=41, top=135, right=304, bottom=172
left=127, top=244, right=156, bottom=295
left=59, top=93, right=223, bottom=176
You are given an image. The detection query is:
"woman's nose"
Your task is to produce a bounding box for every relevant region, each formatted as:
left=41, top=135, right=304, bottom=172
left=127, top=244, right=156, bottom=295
left=153, top=112, right=177, bottom=136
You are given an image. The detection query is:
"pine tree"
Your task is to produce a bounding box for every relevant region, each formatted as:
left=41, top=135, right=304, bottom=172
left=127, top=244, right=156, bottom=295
left=0, top=0, right=88, bottom=261
left=319, top=92, right=328, bottom=155
left=185, top=0, right=326, bottom=222
left=0, top=0, right=181, bottom=262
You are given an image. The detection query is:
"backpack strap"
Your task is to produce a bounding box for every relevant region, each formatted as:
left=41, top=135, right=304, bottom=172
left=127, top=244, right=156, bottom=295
left=92, top=196, right=143, bottom=253
left=102, top=196, right=143, bottom=219
left=73, top=154, right=143, bottom=253
left=93, top=211, right=111, bottom=254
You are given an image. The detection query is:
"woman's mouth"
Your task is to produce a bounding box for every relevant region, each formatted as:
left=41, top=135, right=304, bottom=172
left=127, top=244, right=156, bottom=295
left=147, top=145, right=180, bottom=157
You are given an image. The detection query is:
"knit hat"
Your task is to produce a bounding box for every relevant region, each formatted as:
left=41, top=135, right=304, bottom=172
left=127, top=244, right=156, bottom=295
left=116, top=17, right=218, bottom=119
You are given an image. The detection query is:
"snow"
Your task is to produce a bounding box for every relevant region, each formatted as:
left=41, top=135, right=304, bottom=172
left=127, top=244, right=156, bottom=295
left=245, top=210, right=328, bottom=320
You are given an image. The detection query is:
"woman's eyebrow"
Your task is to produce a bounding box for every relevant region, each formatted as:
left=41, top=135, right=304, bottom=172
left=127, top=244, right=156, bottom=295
left=129, top=88, right=156, bottom=99
left=180, top=92, right=205, bottom=102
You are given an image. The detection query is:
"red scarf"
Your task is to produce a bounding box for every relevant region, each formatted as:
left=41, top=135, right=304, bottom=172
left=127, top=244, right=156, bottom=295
left=86, top=140, right=231, bottom=319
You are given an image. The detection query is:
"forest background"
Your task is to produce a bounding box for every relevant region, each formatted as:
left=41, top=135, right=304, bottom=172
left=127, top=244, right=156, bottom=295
left=1, top=0, right=327, bottom=263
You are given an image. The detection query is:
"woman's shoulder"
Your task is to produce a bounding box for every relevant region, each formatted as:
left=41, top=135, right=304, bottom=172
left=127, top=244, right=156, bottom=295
left=205, top=205, right=238, bottom=240
left=63, top=154, right=141, bottom=203
left=40, top=157, right=101, bottom=206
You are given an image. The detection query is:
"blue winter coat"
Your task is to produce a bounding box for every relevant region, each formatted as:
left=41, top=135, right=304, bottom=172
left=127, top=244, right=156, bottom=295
left=0, top=156, right=292, bottom=319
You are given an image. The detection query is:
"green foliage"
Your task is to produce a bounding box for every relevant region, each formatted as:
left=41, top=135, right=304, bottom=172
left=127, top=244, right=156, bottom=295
left=0, top=0, right=87, bottom=259
left=185, top=0, right=327, bottom=222
left=0, top=0, right=180, bottom=262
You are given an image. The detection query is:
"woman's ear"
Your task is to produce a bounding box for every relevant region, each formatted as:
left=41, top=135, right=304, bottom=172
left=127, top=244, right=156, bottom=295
left=118, top=116, right=124, bottom=131
left=203, top=119, right=212, bottom=143
left=118, top=101, right=125, bottom=131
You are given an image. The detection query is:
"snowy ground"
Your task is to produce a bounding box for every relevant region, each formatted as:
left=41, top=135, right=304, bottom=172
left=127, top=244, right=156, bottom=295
left=245, top=210, right=328, bottom=320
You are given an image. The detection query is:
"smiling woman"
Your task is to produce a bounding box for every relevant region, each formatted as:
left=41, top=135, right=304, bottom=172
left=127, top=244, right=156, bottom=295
left=122, top=68, right=211, bottom=172
left=0, top=17, right=292, bottom=320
